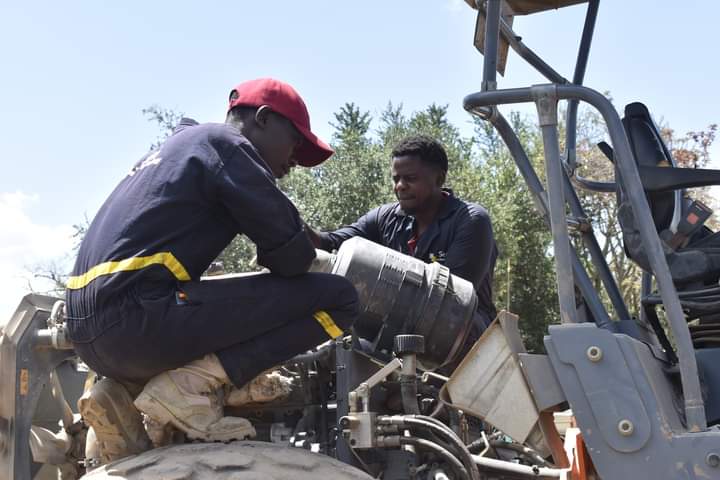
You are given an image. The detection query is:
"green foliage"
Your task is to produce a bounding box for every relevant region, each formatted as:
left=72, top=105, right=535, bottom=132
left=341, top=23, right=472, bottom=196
left=280, top=103, right=557, bottom=352
left=468, top=113, right=558, bottom=352
left=135, top=100, right=715, bottom=351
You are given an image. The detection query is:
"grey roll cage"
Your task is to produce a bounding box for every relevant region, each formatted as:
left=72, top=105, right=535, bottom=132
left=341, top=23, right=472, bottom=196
left=465, top=0, right=706, bottom=431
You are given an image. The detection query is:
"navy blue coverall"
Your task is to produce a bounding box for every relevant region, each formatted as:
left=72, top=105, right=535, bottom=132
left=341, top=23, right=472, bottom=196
left=319, top=191, right=497, bottom=335
left=66, top=118, right=358, bottom=387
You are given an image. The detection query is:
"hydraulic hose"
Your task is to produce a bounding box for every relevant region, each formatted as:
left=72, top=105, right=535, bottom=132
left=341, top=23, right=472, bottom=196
left=467, top=437, right=549, bottom=467
left=399, top=436, right=468, bottom=479
left=383, top=415, right=481, bottom=480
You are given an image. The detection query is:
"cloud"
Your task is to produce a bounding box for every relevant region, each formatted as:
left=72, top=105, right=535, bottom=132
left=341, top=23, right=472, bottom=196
left=0, top=192, right=75, bottom=327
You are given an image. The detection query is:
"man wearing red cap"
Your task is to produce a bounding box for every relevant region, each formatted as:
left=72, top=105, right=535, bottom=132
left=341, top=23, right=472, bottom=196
left=66, top=78, right=358, bottom=458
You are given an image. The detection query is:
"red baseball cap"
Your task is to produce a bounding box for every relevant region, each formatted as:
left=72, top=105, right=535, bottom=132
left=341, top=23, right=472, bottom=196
left=228, top=78, right=334, bottom=167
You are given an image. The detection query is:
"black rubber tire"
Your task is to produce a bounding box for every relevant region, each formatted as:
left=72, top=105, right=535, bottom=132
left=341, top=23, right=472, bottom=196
left=81, top=441, right=374, bottom=479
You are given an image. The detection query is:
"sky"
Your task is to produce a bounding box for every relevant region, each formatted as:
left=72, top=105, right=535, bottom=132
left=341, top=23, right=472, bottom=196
left=1, top=0, right=718, bottom=323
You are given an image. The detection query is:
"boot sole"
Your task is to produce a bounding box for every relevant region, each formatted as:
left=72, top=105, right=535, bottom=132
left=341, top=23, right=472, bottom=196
left=134, top=391, right=255, bottom=442
left=78, top=379, right=151, bottom=462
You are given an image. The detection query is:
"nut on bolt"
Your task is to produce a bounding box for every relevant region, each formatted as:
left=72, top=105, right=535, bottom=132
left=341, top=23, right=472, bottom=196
left=586, top=345, right=603, bottom=362
left=339, top=416, right=357, bottom=428
left=617, top=419, right=634, bottom=436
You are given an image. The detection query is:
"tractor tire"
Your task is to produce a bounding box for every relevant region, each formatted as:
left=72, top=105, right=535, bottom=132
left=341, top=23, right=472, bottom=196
left=80, top=441, right=374, bottom=479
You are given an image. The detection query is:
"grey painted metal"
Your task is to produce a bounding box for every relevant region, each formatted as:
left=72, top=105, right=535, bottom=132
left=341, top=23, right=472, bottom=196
left=475, top=1, right=568, bottom=84
left=516, top=353, right=566, bottom=411
left=549, top=324, right=652, bottom=452
left=544, top=323, right=720, bottom=478
left=335, top=342, right=387, bottom=466
left=533, top=85, right=577, bottom=324
left=640, top=271, right=652, bottom=325
left=556, top=84, right=706, bottom=429
left=464, top=84, right=706, bottom=428
left=0, top=294, right=76, bottom=480
left=481, top=0, right=501, bottom=91
left=562, top=173, right=632, bottom=321
left=484, top=109, right=614, bottom=329
left=564, top=0, right=599, bottom=171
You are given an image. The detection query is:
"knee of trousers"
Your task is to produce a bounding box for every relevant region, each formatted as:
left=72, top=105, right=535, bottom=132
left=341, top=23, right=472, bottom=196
left=323, top=275, right=360, bottom=330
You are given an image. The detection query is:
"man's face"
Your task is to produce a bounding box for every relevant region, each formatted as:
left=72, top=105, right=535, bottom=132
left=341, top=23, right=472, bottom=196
left=391, top=154, right=444, bottom=214
left=255, top=110, right=305, bottom=179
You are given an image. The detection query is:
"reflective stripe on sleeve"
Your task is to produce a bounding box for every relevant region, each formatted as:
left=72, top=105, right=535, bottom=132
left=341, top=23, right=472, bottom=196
left=66, top=252, right=191, bottom=290
left=313, top=310, right=344, bottom=339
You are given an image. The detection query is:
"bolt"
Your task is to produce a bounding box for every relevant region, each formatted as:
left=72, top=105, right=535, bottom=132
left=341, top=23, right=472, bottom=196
left=707, top=453, right=720, bottom=468
left=618, top=419, right=634, bottom=436
left=586, top=345, right=603, bottom=362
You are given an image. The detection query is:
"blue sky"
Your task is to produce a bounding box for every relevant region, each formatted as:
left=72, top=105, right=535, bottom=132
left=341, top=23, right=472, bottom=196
left=1, top=0, right=718, bottom=321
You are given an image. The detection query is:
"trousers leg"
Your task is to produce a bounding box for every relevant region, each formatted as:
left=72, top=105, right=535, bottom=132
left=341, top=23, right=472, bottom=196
left=87, top=272, right=358, bottom=386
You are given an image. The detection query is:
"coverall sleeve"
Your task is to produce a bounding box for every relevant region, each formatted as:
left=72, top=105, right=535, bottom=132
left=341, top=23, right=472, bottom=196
left=443, top=208, right=496, bottom=290
left=215, top=142, right=315, bottom=277
left=318, top=207, right=383, bottom=251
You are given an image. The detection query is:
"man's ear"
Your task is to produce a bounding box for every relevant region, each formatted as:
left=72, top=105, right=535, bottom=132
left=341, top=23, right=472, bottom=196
left=254, top=105, right=272, bottom=129
left=436, top=170, right=447, bottom=187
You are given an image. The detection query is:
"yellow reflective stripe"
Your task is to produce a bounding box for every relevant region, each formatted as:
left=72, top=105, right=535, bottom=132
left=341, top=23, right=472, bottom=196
left=313, top=310, right=343, bottom=339
left=66, top=252, right=191, bottom=290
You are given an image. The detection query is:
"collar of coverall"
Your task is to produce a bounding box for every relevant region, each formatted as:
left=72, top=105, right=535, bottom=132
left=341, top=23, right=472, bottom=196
left=395, top=188, right=460, bottom=219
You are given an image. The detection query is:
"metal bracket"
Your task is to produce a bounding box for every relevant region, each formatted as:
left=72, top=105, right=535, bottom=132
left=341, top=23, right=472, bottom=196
left=532, top=84, right=559, bottom=127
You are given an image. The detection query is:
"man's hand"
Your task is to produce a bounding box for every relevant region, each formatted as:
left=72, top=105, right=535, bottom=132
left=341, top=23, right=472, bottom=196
left=303, top=221, right=323, bottom=248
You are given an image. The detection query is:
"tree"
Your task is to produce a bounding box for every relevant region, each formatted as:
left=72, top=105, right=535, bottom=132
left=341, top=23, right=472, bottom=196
left=143, top=105, right=185, bottom=150
left=470, top=113, right=558, bottom=352
left=30, top=99, right=713, bottom=354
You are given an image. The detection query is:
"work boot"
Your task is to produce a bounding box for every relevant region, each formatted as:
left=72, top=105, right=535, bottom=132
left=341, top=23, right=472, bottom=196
left=226, top=370, right=293, bottom=407
left=133, top=353, right=256, bottom=442
left=78, top=378, right=151, bottom=464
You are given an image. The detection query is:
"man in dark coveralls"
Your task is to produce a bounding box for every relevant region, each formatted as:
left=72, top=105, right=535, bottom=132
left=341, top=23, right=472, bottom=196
left=66, top=78, right=359, bottom=457
left=307, top=135, right=497, bottom=348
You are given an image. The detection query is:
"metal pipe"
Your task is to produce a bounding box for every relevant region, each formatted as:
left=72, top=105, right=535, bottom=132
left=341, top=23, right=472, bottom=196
left=465, top=84, right=707, bottom=429
left=557, top=84, right=707, bottom=430
left=382, top=415, right=480, bottom=480
left=565, top=0, right=600, bottom=171
left=475, top=1, right=568, bottom=84
left=534, top=86, right=577, bottom=324
left=400, top=352, right=420, bottom=415
left=481, top=0, right=502, bottom=91
left=472, top=454, right=564, bottom=478
left=640, top=271, right=652, bottom=325
left=400, top=437, right=468, bottom=479
left=562, top=174, right=632, bottom=321
left=486, top=109, right=614, bottom=328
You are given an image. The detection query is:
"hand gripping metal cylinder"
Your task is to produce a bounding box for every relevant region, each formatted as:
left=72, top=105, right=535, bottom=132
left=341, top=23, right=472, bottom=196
left=313, top=237, right=477, bottom=370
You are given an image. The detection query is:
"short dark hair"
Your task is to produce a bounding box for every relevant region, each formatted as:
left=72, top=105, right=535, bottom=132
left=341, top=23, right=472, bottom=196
left=226, top=105, right=258, bottom=124
left=391, top=135, right=448, bottom=172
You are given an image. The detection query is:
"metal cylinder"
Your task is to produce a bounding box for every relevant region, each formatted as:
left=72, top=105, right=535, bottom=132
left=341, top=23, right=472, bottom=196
left=319, top=237, right=477, bottom=370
